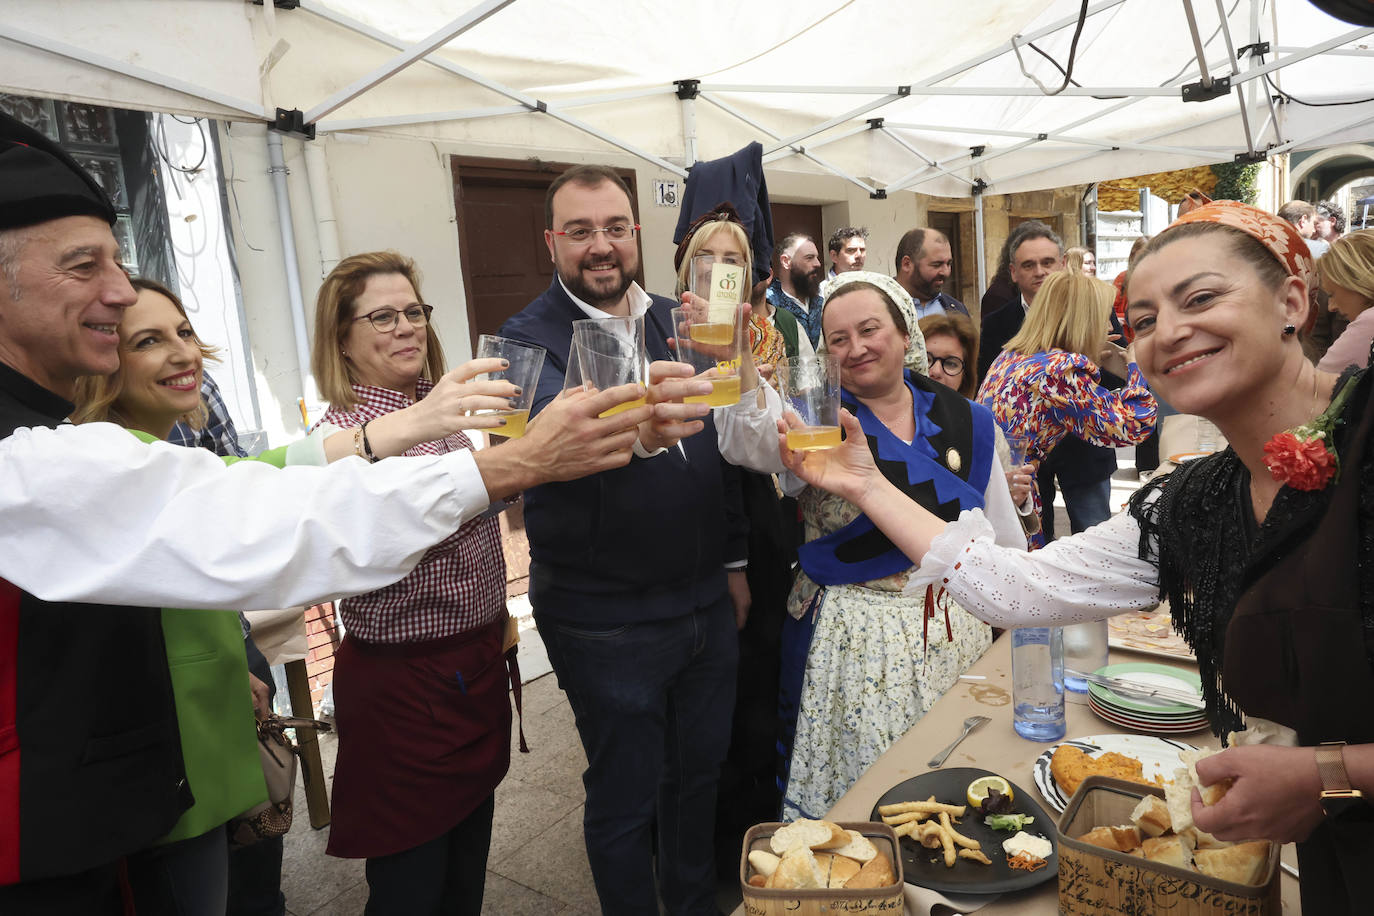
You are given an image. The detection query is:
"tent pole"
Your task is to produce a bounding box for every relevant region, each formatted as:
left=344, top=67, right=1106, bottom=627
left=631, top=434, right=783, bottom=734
left=681, top=95, right=698, bottom=169
left=0, top=23, right=268, bottom=119
left=1214, top=0, right=1255, bottom=154
left=303, top=142, right=341, bottom=278
left=697, top=93, right=878, bottom=195
left=266, top=132, right=319, bottom=422
left=973, top=191, right=987, bottom=298
left=301, top=0, right=518, bottom=124
left=1254, top=0, right=1282, bottom=146
left=1181, top=0, right=1215, bottom=91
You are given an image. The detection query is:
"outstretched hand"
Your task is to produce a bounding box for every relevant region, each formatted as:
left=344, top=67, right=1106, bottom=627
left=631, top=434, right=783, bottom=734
left=413, top=357, right=521, bottom=439
left=777, top=408, right=879, bottom=506
left=519, top=384, right=651, bottom=481
left=1190, top=745, right=1325, bottom=844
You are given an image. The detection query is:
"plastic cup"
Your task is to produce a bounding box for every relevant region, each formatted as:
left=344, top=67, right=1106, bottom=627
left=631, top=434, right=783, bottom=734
left=777, top=355, right=841, bottom=451
left=570, top=314, right=647, bottom=417
left=688, top=252, right=747, bottom=346
left=670, top=301, right=743, bottom=408
left=474, top=335, right=545, bottom=438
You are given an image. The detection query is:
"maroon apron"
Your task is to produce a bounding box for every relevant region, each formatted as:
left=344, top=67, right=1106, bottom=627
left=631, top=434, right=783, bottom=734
left=327, top=618, right=512, bottom=859
left=1223, top=373, right=1374, bottom=914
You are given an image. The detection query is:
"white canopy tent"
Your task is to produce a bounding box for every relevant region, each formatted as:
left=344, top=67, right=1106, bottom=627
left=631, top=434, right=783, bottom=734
left=3, top=0, right=1372, bottom=444
left=3, top=0, right=1372, bottom=198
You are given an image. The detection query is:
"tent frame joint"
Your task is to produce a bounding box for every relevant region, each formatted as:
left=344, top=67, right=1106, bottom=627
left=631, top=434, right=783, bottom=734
left=1234, top=146, right=1270, bottom=163
left=271, top=108, right=316, bottom=140
left=870, top=189, right=888, bottom=200
left=1182, top=75, right=1231, bottom=102
left=897, top=85, right=911, bottom=97
left=675, top=79, right=700, bottom=100
left=251, top=0, right=300, bottom=9
left=970, top=145, right=986, bottom=158
left=868, top=117, right=884, bottom=129
left=971, top=178, right=989, bottom=196
left=1237, top=41, right=1270, bottom=59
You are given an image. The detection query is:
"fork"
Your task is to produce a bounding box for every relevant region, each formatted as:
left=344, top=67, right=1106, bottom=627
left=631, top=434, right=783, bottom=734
left=927, top=715, right=991, bottom=768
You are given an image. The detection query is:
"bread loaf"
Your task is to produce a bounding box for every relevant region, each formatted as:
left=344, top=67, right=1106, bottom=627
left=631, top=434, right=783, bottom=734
left=828, top=829, right=879, bottom=863
left=1129, top=794, right=1172, bottom=837
left=1193, top=840, right=1269, bottom=885
left=843, top=851, right=896, bottom=889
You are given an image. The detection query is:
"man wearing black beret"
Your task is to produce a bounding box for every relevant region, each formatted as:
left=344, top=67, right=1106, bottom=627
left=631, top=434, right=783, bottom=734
left=0, top=111, right=653, bottom=913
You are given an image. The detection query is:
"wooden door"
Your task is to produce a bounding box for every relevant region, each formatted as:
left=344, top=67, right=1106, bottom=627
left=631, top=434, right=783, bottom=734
left=451, top=157, right=642, bottom=352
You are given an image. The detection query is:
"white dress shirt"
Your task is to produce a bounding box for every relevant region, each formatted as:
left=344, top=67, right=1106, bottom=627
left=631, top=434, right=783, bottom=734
left=0, top=421, right=493, bottom=610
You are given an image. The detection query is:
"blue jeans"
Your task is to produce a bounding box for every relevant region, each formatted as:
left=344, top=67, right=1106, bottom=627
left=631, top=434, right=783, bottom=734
left=1059, top=477, right=1114, bottom=534
left=537, top=595, right=738, bottom=916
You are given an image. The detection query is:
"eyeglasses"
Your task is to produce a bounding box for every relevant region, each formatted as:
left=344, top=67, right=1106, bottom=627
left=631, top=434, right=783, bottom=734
left=553, top=223, right=640, bottom=245
left=929, top=355, right=965, bottom=375
left=352, top=304, right=433, bottom=333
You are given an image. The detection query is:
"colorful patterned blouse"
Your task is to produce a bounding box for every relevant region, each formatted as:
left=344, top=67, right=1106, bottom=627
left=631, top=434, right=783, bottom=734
left=977, top=348, right=1157, bottom=524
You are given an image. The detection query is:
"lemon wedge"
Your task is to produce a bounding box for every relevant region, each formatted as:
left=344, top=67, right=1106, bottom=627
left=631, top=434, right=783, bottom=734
left=966, top=775, right=1014, bottom=808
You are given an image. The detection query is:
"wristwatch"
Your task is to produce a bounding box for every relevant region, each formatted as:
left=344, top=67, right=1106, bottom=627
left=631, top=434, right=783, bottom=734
left=1317, top=742, right=1371, bottom=822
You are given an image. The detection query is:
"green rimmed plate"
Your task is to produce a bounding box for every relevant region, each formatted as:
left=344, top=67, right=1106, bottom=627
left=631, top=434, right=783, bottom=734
left=1086, top=661, right=1203, bottom=717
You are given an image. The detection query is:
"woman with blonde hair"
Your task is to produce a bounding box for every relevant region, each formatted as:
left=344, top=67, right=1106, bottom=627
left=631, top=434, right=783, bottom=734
left=1065, top=245, right=1097, bottom=277
left=977, top=269, right=1156, bottom=541
left=674, top=204, right=814, bottom=367
left=1316, top=229, right=1374, bottom=372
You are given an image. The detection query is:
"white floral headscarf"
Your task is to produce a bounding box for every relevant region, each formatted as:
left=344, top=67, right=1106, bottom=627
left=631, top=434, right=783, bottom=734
left=816, top=270, right=929, bottom=376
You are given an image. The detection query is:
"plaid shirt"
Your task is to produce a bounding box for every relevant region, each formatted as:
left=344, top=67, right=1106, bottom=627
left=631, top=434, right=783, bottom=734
left=321, top=381, right=507, bottom=644
left=168, top=373, right=247, bottom=458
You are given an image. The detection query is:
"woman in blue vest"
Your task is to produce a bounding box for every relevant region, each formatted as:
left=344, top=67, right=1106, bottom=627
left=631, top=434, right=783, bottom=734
left=776, top=272, right=1026, bottom=820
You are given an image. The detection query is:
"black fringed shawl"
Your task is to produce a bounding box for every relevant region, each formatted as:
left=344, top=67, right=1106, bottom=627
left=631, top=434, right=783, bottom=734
left=1127, top=366, right=1374, bottom=740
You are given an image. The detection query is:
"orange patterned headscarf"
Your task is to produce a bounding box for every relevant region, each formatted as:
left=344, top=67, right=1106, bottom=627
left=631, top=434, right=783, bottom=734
left=1166, top=200, right=1316, bottom=291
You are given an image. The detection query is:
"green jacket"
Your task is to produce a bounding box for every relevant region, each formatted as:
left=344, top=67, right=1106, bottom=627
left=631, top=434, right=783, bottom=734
left=131, top=432, right=301, bottom=843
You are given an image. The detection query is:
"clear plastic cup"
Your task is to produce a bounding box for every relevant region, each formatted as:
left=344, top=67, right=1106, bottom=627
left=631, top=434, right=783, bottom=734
left=570, top=314, right=647, bottom=417
left=474, top=335, right=546, bottom=438
left=777, top=355, right=842, bottom=451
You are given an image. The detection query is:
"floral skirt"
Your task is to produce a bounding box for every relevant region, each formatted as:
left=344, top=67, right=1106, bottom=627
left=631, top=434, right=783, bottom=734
left=781, top=580, right=991, bottom=820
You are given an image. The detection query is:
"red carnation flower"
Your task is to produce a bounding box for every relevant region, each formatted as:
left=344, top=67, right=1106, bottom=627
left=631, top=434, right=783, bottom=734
left=1262, top=431, right=1338, bottom=491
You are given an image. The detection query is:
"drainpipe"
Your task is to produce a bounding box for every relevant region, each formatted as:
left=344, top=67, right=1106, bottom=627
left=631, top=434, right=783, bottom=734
left=266, top=131, right=319, bottom=425
left=303, top=142, right=341, bottom=278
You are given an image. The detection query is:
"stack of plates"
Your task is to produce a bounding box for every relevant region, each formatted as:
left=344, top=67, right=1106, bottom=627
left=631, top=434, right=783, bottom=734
left=1086, top=662, right=1209, bottom=733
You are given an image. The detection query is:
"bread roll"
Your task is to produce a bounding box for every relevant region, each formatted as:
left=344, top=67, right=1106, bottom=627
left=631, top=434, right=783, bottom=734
left=770, top=820, right=837, bottom=855
left=1110, top=825, right=1143, bottom=851
left=1181, top=825, right=1226, bottom=850
left=770, top=846, right=824, bottom=889
left=829, top=829, right=879, bottom=863
left=1179, top=748, right=1232, bottom=805
left=1077, top=826, right=1124, bottom=851
left=1129, top=795, right=1172, bottom=837
left=1194, top=840, right=1270, bottom=885
left=844, top=851, right=896, bottom=889
left=814, top=820, right=850, bottom=850
left=1164, top=775, right=1195, bottom=834
left=815, top=852, right=862, bottom=888
left=747, top=850, right=781, bottom=878
left=1141, top=835, right=1193, bottom=870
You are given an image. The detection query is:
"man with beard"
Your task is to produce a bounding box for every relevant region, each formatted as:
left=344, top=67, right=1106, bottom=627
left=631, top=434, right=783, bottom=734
left=894, top=227, right=969, bottom=319
left=826, top=226, right=868, bottom=277
left=767, top=233, right=825, bottom=346
left=499, top=164, right=763, bottom=915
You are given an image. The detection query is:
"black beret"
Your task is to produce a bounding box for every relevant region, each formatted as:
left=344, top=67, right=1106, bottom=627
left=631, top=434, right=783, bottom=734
left=0, top=110, right=117, bottom=231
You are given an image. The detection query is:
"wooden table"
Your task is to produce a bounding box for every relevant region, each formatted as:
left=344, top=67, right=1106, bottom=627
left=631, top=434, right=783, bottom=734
left=733, top=631, right=1300, bottom=914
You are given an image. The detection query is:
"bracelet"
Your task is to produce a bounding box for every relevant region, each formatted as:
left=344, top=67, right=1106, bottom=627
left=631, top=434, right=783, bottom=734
left=352, top=425, right=367, bottom=461
left=359, top=420, right=379, bottom=463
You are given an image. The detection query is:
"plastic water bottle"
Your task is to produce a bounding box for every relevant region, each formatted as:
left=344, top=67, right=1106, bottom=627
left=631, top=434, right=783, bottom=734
left=1012, top=627, right=1066, bottom=741
left=1062, top=620, right=1110, bottom=693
